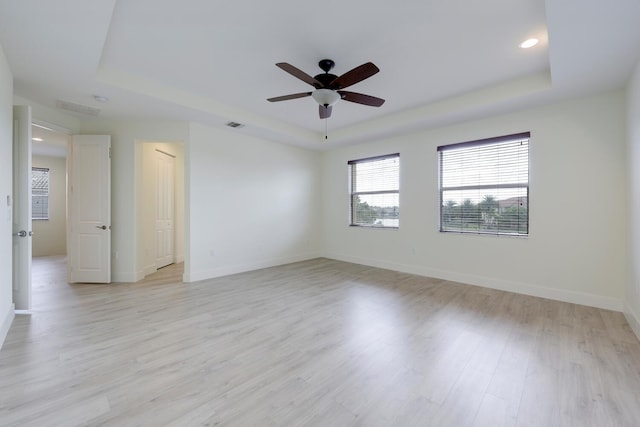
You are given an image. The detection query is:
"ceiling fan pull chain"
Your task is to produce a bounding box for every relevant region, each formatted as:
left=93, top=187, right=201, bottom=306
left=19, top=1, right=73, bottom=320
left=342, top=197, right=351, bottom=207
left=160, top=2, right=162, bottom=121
left=325, top=117, right=328, bottom=140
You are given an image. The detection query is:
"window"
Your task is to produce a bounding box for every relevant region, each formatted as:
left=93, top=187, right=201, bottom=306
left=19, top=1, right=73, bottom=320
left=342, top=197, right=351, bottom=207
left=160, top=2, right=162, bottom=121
left=438, top=132, right=529, bottom=236
left=32, top=167, right=50, bottom=220
left=349, top=153, right=400, bottom=228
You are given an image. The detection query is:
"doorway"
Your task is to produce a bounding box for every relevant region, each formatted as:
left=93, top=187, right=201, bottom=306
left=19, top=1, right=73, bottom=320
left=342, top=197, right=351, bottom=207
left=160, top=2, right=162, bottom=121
left=18, top=122, right=71, bottom=308
left=31, top=123, right=70, bottom=260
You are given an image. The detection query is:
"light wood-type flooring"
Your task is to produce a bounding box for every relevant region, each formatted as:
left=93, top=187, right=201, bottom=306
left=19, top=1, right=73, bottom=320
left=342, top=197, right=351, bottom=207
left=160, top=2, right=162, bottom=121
left=1, top=256, right=640, bottom=426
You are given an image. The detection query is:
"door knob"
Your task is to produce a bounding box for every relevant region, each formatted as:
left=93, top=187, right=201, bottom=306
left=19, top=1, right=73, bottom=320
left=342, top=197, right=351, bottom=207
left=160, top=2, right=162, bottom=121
left=96, top=225, right=107, bottom=230
left=13, top=230, right=27, bottom=237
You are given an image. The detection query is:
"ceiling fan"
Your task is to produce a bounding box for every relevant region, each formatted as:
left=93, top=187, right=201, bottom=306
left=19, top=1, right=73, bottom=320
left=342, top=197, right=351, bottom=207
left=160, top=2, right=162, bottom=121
left=267, top=59, right=385, bottom=119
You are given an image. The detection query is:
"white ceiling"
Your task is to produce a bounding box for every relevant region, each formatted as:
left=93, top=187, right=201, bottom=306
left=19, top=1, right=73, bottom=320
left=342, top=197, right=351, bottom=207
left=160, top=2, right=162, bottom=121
left=1, top=0, right=639, bottom=150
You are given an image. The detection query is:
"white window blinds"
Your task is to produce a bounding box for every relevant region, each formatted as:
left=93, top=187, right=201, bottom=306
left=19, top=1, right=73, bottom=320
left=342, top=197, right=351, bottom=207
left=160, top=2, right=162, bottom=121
left=349, top=153, right=400, bottom=228
left=32, top=167, right=50, bottom=220
left=438, top=132, right=529, bottom=236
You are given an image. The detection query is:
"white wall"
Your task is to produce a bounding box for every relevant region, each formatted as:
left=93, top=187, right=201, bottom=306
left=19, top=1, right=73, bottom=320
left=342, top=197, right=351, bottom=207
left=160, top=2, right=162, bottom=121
left=80, top=119, right=189, bottom=282
left=185, top=122, right=322, bottom=282
left=626, top=60, right=640, bottom=336
left=139, top=141, right=185, bottom=276
left=0, top=44, right=14, bottom=347
left=322, top=90, right=627, bottom=310
left=32, top=155, right=67, bottom=257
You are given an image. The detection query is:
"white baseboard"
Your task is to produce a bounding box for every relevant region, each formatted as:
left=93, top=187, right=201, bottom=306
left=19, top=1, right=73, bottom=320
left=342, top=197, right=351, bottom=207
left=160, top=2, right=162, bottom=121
left=143, top=264, right=157, bottom=277
left=111, top=270, right=144, bottom=283
left=0, top=304, right=15, bottom=350
left=116, top=260, right=185, bottom=283
left=624, top=303, right=640, bottom=341
left=184, top=252, right=321, bottom=283
left=323, top=252, right=623, bottom=312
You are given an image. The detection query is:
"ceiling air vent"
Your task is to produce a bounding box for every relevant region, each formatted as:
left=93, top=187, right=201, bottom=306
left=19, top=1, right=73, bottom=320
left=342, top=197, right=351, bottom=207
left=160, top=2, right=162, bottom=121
left=56, top=100, right=101, bottom=116
left=226, top=121, right=245, bottom=128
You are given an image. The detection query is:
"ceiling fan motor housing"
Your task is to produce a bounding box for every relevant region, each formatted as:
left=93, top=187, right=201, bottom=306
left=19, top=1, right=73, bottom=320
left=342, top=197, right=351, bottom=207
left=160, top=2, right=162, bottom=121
left=314, top=73, right=338, bottom=88
left=314, top=59, right=339, bottom=88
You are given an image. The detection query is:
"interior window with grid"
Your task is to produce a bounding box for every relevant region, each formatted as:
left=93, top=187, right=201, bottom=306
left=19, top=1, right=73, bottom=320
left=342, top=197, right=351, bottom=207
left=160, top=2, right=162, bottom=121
left=349, top=153, right=399, bottom=228
left=32, top=167, right=50, bottom=220
left=438, top=132, right=529, bottom=236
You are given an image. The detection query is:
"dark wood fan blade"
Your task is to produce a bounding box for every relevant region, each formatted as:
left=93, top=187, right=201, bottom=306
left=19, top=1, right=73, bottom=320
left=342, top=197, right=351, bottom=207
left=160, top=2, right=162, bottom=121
left=329, top=62, right=380, bottom=90
left=267, top=92, right=312, bottom=102
left=276, top=63, right=323, bottom=88
left=319, top=105, right=332, bottom=119
left=338, top=91, right=385, bottom=107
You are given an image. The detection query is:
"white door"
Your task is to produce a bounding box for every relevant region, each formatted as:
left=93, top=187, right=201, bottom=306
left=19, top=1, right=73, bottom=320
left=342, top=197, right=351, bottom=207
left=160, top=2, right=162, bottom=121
left=12, top=105, right=32, bottom=310
left=155, top=150, right=175, bottom=269
left=68, top=135, right=111, bottom=283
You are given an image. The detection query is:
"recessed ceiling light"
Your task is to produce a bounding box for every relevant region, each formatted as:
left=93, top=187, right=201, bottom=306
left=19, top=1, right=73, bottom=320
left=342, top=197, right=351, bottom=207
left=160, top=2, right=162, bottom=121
left=519, top=38, right=539, bottom=49
left=32, top=137, right=43, bottom=141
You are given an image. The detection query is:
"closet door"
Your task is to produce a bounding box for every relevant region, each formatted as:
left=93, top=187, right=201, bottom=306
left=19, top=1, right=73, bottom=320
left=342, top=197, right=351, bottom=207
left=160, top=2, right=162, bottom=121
left=155, top=150, right=175, bottom=269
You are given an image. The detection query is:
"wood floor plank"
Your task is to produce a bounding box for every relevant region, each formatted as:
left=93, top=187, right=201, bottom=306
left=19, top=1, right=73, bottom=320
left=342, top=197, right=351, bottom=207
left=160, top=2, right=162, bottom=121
left=473, top=393, right=516, bottom=427
left=1, top=256, right=640, bottom=426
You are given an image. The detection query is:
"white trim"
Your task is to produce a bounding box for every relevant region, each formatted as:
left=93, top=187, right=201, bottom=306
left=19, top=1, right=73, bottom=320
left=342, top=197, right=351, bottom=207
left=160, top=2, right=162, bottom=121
left=323, top=252, right=623, bottom=312
left=0, top=304, right=15, bottom=350
left=111, top=270, right=144, bottom=283
left=624, top=303, right=640, bottom=341
left=184, top=252, right=321, bottom=283
left=143, top=264, right=157, bottom=277
left=32, top=120, right=72, bottom=135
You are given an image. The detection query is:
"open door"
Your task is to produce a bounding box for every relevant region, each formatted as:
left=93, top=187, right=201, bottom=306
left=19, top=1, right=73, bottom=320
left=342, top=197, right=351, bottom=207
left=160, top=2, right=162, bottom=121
left=68, top=135, right=111, bottom=283
left=12, top=106, right=32, bottom=309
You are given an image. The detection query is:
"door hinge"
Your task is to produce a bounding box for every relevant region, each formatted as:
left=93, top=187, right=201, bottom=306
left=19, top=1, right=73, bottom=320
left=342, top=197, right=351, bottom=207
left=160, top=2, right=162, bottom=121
left=109, top=147, right=112, bottom=158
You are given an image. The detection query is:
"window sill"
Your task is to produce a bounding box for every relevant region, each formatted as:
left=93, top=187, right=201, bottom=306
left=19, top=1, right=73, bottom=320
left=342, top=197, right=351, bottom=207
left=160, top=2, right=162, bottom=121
left=349, top=224, right=399, bottom=230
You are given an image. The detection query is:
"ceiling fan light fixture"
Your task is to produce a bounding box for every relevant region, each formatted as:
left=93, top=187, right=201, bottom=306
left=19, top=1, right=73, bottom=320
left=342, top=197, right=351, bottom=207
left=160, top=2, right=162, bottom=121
left=311, top=89, right=340, bottom=107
